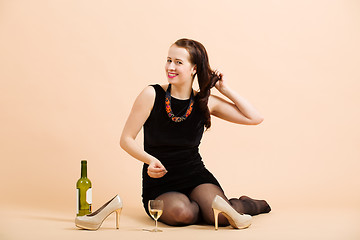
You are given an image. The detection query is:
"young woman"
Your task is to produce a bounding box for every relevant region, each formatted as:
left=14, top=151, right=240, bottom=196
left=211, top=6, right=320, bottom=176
left=120, top=38, right=271, bottom=229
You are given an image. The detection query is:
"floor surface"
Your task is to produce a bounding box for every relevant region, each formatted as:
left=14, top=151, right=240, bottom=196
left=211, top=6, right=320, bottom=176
left=1, top=204, right=359, bottom=240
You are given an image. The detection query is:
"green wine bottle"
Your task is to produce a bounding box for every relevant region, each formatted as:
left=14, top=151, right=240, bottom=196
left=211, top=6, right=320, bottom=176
left=76, top=160, right=92, bottom=216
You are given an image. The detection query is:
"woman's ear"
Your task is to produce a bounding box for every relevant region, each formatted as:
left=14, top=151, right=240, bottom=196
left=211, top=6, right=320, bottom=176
left=192, top=65, right=197, bottom=76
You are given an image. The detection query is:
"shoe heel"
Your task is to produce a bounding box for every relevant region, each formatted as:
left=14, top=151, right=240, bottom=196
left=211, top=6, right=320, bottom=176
left=211, top=195, right=252, bottom=230
left=213, top=208, right=221, bottom=230
left=115, top=208, right=122, bottom=229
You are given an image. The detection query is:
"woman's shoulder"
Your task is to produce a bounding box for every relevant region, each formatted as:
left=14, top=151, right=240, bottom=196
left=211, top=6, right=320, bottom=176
left=146, top=84, right=167, bottom=92
left=135, top=85, right=156, bottom=104
left=207, top=94, right=222, bottom=113
left=137, top=84, right=166, bottom=101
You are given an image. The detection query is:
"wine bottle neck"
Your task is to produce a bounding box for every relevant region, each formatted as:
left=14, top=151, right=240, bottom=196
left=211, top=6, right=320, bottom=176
left=81, top=161, right=87, bottom=178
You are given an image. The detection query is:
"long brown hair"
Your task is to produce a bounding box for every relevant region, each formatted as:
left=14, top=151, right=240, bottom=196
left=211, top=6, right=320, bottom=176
left=174, top=38, right=221, bottom=129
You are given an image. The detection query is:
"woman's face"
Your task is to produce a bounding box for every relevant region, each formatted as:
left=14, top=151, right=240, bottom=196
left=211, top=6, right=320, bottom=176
left=165, top=45, right=196, bottom=86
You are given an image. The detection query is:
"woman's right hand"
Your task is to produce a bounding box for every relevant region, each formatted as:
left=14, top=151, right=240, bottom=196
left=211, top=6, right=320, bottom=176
left=147, top=158, right=168, bottom=178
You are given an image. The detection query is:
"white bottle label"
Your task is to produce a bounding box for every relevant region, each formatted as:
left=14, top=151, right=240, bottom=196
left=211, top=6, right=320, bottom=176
left=86, top=188, right=92, bottom=204
left=76, top=188, right=79, bottom=214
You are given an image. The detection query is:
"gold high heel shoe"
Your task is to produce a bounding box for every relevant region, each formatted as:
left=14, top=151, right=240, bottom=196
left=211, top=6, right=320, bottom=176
left=212, top=195, right=252, bottom=230
left=75, top=195, right=123, bottom=230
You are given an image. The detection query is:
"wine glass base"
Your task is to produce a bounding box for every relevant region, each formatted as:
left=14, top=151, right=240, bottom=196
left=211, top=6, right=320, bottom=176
left=149, top=228, right=163, bottom=232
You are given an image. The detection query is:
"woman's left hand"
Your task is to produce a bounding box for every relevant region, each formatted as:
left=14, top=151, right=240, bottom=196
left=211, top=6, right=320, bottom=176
left=214, top=71, right=228, bottom=94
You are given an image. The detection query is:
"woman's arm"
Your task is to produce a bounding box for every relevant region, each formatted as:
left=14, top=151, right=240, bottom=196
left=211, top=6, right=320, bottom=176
left=208, top=72, right=264, bottom=125
left=120, top=86, right=167, bottom=178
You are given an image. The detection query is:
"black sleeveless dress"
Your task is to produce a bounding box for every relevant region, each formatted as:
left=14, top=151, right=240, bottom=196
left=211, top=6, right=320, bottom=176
left=142, top=84, right=223, bottom=212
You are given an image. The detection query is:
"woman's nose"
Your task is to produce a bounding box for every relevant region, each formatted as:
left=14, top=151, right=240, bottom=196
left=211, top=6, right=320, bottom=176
left=167, top=62, right=175, bottom=70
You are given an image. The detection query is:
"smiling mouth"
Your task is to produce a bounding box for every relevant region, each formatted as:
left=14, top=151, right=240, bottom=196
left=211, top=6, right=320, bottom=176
left=168, top=73, right=178, bottom=78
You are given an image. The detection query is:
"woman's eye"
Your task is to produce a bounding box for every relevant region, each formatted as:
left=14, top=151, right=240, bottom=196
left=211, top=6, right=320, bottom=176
left=167, top=59, right=172, bottom=63
left=177, top=61, right=182, bottom=65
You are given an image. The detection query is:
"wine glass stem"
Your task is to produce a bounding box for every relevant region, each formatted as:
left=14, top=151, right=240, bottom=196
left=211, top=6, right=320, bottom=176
left=155, top=219, right=158, bottom=231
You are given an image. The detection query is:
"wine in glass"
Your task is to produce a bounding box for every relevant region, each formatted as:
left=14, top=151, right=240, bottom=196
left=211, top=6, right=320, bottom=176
left=148, top=200, right=164, bottom=232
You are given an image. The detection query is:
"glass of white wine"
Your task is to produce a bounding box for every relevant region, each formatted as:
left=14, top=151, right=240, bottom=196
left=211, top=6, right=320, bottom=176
left=148, top=200, right=164, bottom=232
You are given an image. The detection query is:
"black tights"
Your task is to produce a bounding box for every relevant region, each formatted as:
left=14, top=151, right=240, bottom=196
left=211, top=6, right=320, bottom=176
left=155, top=183, right=271, bottom=226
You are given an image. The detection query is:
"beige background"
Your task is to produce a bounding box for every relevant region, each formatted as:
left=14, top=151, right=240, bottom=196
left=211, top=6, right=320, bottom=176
left=1, top=0, right=359, bottom=239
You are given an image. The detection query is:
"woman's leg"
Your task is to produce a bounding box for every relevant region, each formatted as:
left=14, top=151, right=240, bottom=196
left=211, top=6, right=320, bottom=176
left=189, top=183, right=231, bottom=226
left=189, top=184, right=271, bottom=225
left=155, top=192, right=200, bottom=226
